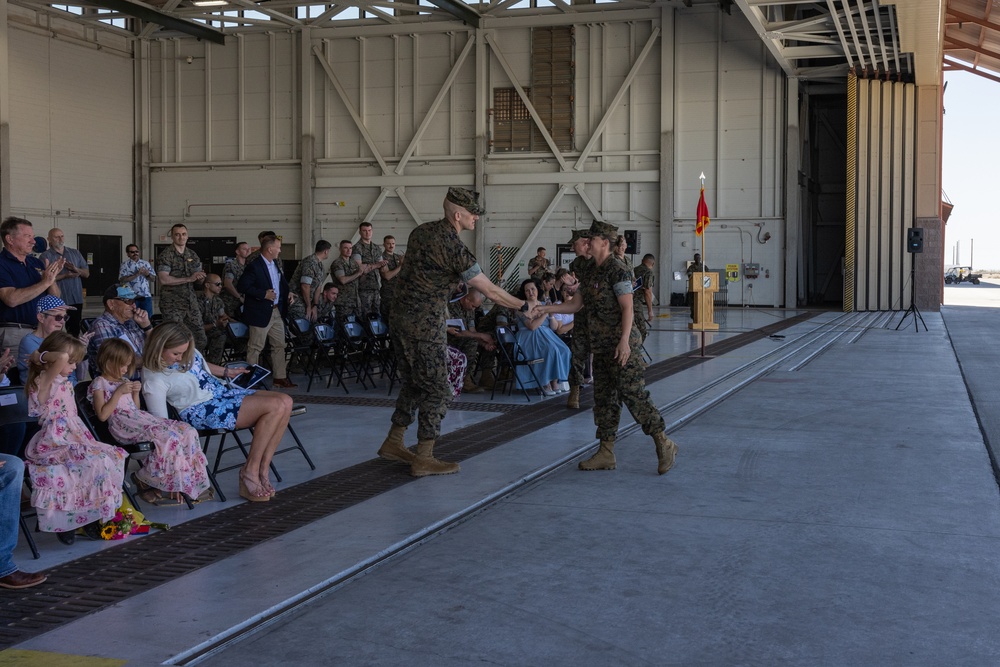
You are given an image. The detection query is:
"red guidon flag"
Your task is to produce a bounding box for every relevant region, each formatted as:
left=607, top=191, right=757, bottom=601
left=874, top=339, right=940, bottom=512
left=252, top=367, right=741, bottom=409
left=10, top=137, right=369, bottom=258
left=695, top=186, right=710, bottom=236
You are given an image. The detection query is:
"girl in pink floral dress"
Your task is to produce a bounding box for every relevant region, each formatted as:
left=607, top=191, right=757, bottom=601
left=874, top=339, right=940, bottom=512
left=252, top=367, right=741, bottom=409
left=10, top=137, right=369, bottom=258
left=90, top=339, right=210, bottom=505
left=24, top=332, right=126, bottom=538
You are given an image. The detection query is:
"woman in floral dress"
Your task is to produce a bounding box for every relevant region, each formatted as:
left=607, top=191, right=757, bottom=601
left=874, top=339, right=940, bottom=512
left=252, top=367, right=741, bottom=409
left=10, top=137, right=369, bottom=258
left=24, top=332, right=126, bottom=541
left=89, top=339, right=210, bottom=504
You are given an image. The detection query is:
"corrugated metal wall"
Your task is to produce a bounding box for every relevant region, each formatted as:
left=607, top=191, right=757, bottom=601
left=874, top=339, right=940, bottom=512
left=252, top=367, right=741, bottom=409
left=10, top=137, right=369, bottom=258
left=8, top=29, right=134, bottom=240
left=846, top=73, right=916, bottom=312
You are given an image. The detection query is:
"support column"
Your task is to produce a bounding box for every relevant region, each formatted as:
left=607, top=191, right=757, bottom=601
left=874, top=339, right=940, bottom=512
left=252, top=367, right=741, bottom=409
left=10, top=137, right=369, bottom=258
left=658, top=6, right=675, bottom=306
left=300, top=27, right=317, bottom=249
left=134, top=39, right=151, bottom=255
left=783, top=77, right=800, bottom=309
left=913, top=82, right=943, bottom=312
left=474, top=29, right=487, bottom=261
left=0, top=0, right=10, bottom=221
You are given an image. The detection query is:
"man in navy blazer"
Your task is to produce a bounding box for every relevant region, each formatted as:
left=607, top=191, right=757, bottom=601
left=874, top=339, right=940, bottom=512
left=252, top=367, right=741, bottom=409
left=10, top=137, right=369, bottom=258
left=237, top=235, right=297, bottom=388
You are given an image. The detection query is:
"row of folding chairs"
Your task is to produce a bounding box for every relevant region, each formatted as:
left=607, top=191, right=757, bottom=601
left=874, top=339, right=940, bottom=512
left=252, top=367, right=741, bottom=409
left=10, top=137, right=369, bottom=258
left=299, top=315, right=399, bottom=394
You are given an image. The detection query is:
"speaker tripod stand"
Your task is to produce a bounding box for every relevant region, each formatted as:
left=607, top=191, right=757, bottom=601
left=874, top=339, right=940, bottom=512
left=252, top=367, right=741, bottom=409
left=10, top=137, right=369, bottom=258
left=896, top=253, right=927, bottom=332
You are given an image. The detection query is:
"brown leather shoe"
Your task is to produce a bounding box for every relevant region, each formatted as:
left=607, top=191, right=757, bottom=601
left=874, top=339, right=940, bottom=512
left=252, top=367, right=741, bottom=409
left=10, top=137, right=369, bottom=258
left=272, top=378, right=298, bottom=389
left=0, top=570, right=47, bottom=589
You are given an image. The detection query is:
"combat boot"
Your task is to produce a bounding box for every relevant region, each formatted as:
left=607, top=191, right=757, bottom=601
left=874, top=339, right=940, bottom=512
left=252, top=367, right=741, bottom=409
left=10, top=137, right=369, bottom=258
left=377, top=425, right=415, bottom=463
left=566, top=385, right=581, bottom=409
left=579, top=439, right=616, bottom=470
left=653, top=432, right=678, bottom=475
left=411, top=440, right=461, bottom=477
left=462, top=375, right=484, bottom=394
left=479, top=369, right=496, bottom=390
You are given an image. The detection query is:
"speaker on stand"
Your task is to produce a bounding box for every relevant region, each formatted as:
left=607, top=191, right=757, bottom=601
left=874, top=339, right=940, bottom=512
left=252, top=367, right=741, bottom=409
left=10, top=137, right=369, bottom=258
left=896, top=227, right=927, bottom=332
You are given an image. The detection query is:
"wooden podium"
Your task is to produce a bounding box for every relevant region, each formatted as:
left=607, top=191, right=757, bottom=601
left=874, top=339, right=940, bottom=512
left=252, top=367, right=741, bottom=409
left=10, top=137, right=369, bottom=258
left=688, top=272, right=719, bottom=330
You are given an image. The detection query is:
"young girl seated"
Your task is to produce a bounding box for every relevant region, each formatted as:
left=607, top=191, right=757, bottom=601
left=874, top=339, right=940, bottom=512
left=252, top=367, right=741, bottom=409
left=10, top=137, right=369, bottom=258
left=89, top=339, right=211, bottom=505
left=24, top=331, right=126, bottom=544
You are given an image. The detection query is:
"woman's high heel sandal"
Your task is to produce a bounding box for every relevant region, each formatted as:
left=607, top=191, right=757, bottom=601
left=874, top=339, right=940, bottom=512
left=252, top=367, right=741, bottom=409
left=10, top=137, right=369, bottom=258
left=239, top=469, right=270, bottom=503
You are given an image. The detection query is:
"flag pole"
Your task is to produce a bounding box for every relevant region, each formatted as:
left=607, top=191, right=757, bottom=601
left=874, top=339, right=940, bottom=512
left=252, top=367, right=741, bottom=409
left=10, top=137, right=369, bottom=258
left=699, top=172, right=706, bottom=356
left=699, top=172, right=706, bottom=270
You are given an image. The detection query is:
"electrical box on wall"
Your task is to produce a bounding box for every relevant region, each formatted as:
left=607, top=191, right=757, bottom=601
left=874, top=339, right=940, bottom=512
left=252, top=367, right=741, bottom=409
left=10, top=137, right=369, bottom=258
left=743, top=263, right=760, bottom=279
left=725, top=263, right=740, bottom=282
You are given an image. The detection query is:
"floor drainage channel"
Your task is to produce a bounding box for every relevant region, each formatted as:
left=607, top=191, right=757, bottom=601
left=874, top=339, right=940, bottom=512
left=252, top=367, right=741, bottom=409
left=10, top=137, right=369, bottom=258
left=0, top=313, right=814, bottom=649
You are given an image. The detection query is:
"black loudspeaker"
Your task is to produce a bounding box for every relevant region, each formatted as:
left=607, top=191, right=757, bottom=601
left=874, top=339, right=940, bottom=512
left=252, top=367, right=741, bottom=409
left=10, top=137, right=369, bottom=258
left=907, top=227, right=924, bottom=254
left=623, top=230, right=640, bottom=254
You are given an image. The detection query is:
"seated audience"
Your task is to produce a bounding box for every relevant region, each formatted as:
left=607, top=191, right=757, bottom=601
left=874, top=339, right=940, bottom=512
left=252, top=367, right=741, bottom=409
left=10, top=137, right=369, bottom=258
left=197, top=274, right=229, bottom=365
left=141, top=323, right=293, bottom=503
left=0, top=455, right=46, bottom=588
left=23, top=332, right=127, bottom=545
left=87, top=285, right=152, bottom=377
left=316, top=283, right=339, bottom=324
left=540, top=272, right=558, bottom=304
left=514, top=278, right=571, bottom=396
left=90, top=339, right=211, bottom=506
left=19, top=296, right=83, bottom=385
left=446, top=286, right=495, bottom=393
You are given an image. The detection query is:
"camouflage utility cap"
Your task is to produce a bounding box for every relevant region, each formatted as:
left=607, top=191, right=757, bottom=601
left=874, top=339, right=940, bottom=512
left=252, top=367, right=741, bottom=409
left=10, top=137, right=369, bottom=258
left=446, top=187, right=485, bottom=215
left=589, top=219, right=619, bottom=241
left=568, top=229, right=592, bottom=244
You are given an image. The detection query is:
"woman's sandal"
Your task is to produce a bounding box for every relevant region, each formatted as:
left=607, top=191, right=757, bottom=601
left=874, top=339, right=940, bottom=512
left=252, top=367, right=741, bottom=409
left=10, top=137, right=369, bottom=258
left=239, top=469, right=270, bottom=503
left=131, top=472, right=153, bottom=494
left=139, top=488, right=184, bottom=507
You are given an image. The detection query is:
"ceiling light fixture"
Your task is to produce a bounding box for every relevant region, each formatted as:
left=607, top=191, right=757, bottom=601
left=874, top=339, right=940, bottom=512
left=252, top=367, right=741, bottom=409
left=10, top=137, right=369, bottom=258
left=192, top=0, right=227, bottom=6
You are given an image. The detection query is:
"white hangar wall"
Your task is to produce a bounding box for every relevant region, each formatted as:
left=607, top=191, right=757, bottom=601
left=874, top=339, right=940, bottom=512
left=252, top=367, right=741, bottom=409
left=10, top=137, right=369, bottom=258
left=145, top=5, right=787, bottom=306
left=7, top=20, right=134, bottom=251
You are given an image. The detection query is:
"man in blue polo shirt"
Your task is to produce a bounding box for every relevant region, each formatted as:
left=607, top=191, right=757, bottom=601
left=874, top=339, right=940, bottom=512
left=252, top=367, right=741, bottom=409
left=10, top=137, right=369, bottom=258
left=0, top=217, right=62, bottom=352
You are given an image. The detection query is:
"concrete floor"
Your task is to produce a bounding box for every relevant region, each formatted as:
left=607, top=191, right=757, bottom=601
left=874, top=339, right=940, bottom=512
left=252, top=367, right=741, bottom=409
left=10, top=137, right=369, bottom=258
left=8, top=288, right=1000, bottom=665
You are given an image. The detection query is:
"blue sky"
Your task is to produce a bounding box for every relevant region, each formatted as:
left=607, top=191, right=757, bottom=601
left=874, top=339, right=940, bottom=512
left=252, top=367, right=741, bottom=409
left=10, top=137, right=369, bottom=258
left=943, top=71, right=1000, bottom=269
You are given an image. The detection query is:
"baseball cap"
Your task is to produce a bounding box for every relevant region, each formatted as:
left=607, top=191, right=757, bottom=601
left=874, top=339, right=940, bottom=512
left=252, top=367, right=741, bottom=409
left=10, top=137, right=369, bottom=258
left=36, top=295, right=76, bottom=313
left=103, top=284, right=138, bottom=303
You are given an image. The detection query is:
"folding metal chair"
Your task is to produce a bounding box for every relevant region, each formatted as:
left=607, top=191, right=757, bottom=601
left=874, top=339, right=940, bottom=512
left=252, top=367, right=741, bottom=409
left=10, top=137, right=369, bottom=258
left=304, top=324, right=345, bottom=392
left=492, top=326, right=546, bottom=403
left=73, top=381, right=173, bottom=508
left=224, top=321, right=250, bottom=362
left=0, top=386, right=39, bottom=559
left=341, top=318, right=374, bottom=390
left=222, top=362, right=316, bottom=473
left=364, top=315, right=398, bottom=393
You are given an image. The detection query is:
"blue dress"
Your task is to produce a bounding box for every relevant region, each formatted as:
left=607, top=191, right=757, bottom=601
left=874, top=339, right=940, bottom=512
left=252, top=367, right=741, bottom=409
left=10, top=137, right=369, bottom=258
left=513, top=313, right=571, bottom=389
left=177, top=352, right=255, bottom=430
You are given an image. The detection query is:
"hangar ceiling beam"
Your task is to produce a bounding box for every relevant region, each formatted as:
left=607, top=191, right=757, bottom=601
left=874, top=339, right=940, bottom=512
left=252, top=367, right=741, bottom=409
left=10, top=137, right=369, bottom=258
left=423, top=0, right=480, bottom=28
left=81, top=0, right=226, bottom=44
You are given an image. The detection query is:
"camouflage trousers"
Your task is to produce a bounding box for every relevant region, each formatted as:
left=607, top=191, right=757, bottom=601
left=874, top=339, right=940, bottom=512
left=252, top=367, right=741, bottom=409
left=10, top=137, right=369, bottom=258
left=634, top=306, right=649, bottom=343
left=203, top=328, right=227, bottom=365
left=358, top=290, right=380, bottom=319
left=451, top=337, right=479, bottom=378
left=161, top=291, right=208, bottom=350
left=568, top=321, right=592, bottom=386
left=391, top=336, right=455, bottom=441
left=591, top=348, right=665, bottom=440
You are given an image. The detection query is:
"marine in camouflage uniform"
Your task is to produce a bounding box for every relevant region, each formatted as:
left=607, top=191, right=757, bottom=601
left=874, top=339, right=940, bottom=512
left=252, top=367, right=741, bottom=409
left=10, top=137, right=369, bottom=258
left=376, top=187, right=527, bottom=478
left=352, top=223, right=385, bottom=318
left=197, top=280, right=228, bottom=364
left=288, top=244, right=330, bottom=322
left=540, top=220, right=678, bottom=475
left=221, top=243, right=249, bottom=320
left=330, top=241, right=362, bottom=329
left=632, top=255, right=655, bottom=343
left=156, top=225, right=208, bottom=350
left=567, top=231, right=595, bottom=406
left=471, top=301, right=510, bottom=387
left=378, top=237, right=403, bottom=322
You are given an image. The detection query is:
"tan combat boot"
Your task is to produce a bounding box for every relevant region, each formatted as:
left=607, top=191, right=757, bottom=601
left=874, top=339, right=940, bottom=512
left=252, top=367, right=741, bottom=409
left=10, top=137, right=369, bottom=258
left=377, top=425, right=415, bottom=463
left=479, top=369, right=496, bottom=390
left=411, top=439, right=461, bottom=477
left=578, top=439, right=616, bottom=470
left=566, top=385, right=581, bottom=409
left=653, top=432, right=678, bottom=475
left=462, top=375, right=484, bottom=394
